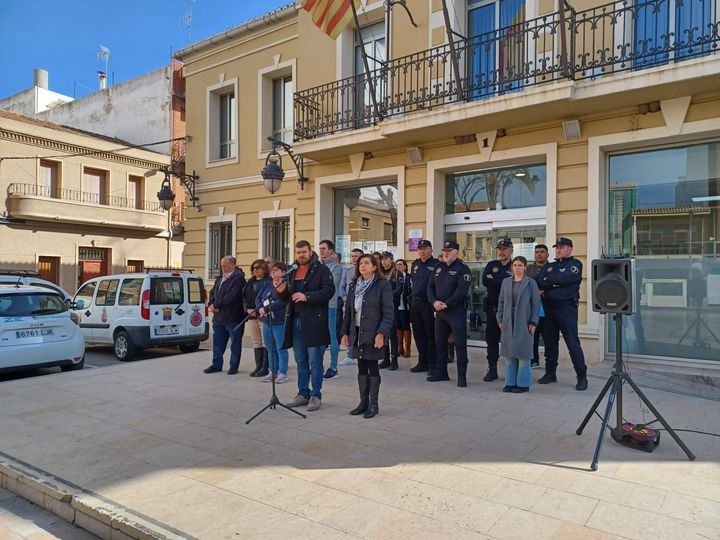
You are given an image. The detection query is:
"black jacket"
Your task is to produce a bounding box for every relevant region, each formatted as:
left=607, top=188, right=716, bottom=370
left=279, top=253, right=335, bottom=348
left=208, top=269, right=246, bottom=324
left=341, top=278, right=394, bottom=361
left=243, top=276, right=270, bottom=319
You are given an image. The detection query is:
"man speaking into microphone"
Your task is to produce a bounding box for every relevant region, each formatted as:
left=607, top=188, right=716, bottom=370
left=277, top=240, right=335, bottom=412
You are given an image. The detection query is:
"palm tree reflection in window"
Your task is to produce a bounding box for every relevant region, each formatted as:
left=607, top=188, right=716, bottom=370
left=452, top=166, right=542, bottom=212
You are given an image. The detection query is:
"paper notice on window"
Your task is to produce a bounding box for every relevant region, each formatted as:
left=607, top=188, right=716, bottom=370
left=408, top=229, right=423, bottom=251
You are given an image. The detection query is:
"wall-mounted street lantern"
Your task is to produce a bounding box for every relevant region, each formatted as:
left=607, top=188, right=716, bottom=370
left=154, top=167, right=200, bottom=212
left=260, top=136, right=308, bottom=194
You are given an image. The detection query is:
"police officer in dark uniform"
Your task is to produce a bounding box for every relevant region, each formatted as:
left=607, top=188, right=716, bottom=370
left=428, top=241, right=472, bottom=387
left=536, top=237, right=588, bottom=391
left=481, top=239, right=513, bottom=381
left=409, top=240, right=440, bottom=373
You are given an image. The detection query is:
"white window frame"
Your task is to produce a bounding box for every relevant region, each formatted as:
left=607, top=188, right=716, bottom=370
left=314, top=164, right=406, bottom=259
left=206, top=77, right=238, bottom=168
left=205, top=213, right=237, bottom=282
left=257, top=59, right=296, bottom=157
left=426, top=141, right=557, bottom=250
left=258, top=205, right=295, bottom=260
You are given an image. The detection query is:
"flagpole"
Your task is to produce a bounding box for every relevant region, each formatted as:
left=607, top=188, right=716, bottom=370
left=350, top=0, right=383, bottom=122
left=440, top=0, right=465, bottom=101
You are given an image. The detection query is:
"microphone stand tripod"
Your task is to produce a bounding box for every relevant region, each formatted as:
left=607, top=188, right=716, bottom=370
left=246, top=271, right=306, bottom=424
left=576, top=313, right=695, bottom=470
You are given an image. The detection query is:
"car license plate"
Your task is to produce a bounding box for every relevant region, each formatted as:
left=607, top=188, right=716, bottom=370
left=16, top=329, right=54, bottom=339
left=154, top=326, right=179, bottom=336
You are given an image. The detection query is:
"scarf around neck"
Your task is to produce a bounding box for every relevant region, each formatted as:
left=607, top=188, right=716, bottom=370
left=354, top=274, right=375, bottom=312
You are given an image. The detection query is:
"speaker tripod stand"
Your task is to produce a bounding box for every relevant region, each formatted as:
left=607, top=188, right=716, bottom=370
left=677, top=298, right=720, bottom=348
left=576, top=313, right=695, bottom=471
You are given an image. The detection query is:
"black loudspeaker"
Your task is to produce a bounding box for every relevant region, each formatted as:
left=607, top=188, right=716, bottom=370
left=592, top=258, right=635, bottom=314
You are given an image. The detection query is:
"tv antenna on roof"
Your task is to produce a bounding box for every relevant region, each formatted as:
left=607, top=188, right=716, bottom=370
left=180, top=0, right=197, bottom=45
left=96, top=45, right=110, bottom=75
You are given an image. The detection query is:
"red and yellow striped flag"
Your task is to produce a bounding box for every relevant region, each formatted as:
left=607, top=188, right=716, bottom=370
left=300, top=0, right=361, bottom=40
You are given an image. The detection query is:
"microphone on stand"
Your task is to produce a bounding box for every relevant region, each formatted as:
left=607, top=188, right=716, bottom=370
left=281, top=263, right=298, bottom=281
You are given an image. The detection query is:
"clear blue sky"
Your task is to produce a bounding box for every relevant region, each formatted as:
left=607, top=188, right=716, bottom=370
left=0, top=0, right=290, bottom=99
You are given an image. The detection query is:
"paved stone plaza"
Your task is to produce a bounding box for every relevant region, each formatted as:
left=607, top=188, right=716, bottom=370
left=0, top=349, right=718, bottom=539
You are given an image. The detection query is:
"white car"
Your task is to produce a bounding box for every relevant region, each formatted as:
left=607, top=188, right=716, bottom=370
left=0, top=270, right=72, bottom=303
left=72, top=270, right=209, bottom=361
left=0, top=285, right=85, bottom=372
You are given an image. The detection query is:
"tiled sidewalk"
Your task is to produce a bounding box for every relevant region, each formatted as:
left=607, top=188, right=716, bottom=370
left=0, top=349, right=718, bottom=539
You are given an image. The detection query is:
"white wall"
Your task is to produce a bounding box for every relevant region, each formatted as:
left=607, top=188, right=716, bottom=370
left=35, top=66, right=173, bottom=155
left=0, top=87, right=73, bottom=116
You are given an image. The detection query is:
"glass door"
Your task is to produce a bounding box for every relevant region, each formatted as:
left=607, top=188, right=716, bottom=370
left=445, top=226, right=545, bottom=344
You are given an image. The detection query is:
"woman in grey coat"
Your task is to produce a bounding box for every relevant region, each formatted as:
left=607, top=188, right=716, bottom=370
left=341, top=254, right=394, bottom=418
left=496, top=256, right=541, bottom=393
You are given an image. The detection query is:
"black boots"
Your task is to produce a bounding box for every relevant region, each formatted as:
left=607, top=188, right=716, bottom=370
left=249, top=348, right=263, bottom=377
left=350, top=374, right=381, bottom=418
left=379, top=345, right=392, bottom=369
left=364, top=376, right=380, bottom=418
left=389, top=357, right=398, bottom=371
left=538, top=370, right=558, bottom=384
left=350, top=374, right=369, bottom=415
left=483, top=360, right=499, bottom=382
left=427, top=358, right=450, bottom=382
left=457, top=361, right=467, bottom=388
left=575, top=368, right=588, bottom=391
left=255, top=349, right=269, bottom=377
left=410, top=361, right=427, bottom=373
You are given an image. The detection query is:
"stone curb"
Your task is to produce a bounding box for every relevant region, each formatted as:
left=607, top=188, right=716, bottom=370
left=0, top=457, right=192, bottom=540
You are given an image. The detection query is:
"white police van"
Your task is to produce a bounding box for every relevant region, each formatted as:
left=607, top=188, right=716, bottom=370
left=0, top=285, right=85, bottom=372
left=72, top=269, right=209, bottom=361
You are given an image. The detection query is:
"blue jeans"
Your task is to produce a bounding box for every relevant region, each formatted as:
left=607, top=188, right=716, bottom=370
left=261, top=322, right=288, bottom=375
left=292, top=317, right=325, bottom=399
left=327, top=307, right=340, bottom=369
left=505, top=357, right=532, bottom=388
left=212, top=322, right=244, bottom=370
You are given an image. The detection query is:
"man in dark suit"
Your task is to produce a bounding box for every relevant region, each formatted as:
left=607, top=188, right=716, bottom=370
left=204, top=256, right=247, bottom=374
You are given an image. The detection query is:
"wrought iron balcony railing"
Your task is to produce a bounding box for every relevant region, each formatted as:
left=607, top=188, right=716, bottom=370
left=8, top=183, right=164, bottom=213
left=294, top=0, right=719, bottom=141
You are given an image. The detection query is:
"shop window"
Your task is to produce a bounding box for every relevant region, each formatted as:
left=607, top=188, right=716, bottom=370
left=607, top=140, right=720, bottom=362
left=446, top=163, right=546, bottom=213
left=334, top=182, right=398, bottom=261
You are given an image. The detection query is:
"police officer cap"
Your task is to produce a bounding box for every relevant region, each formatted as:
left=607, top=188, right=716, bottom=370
left=442, top=240, right=460, bottom=251
left=380, top=251, right=394, bottom=259
left=418, top=239, right=432, bottom=249
left=496, top=239, right=513, bottom=248
left=553, top=237, right=573, bottom=247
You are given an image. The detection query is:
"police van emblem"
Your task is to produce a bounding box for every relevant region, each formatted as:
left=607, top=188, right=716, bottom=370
left=492, top=267, right=499, bottom=273
left=570, top=265, right=579, bottom=274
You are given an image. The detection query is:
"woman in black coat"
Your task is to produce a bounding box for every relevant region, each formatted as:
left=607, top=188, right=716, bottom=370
left=341, top=254, right=394, bottom=418
left=243, top=259, right=271, bottom=377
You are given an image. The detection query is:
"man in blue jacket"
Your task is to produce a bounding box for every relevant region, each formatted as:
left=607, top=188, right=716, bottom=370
left=204, top=256, right=246, bottom=374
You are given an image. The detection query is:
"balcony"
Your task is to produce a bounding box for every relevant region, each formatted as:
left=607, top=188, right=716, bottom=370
left=294, top=0, right=719, bottom=144
left=7, top=183, right=167, bottom=232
